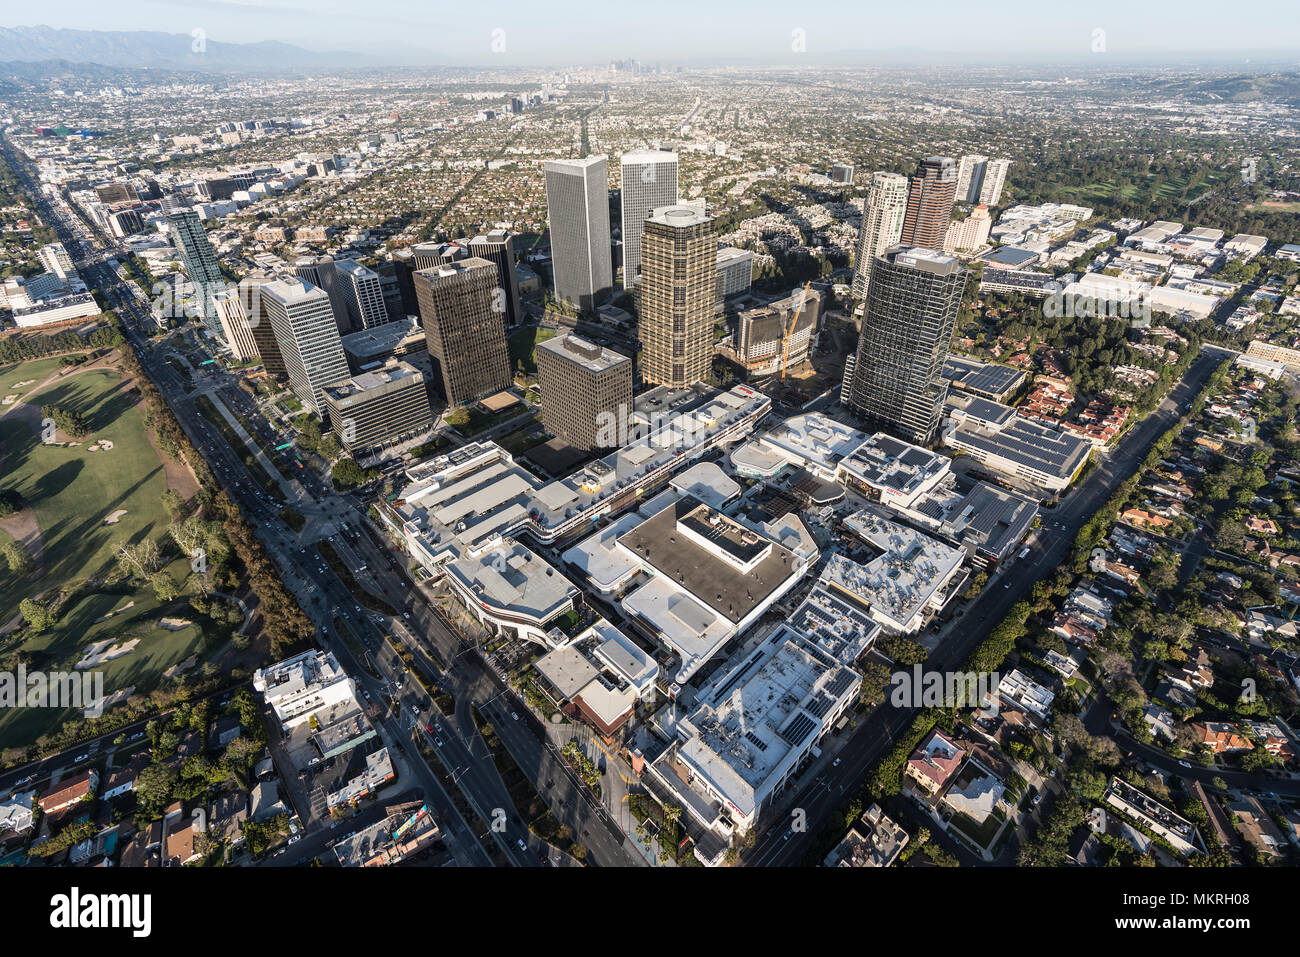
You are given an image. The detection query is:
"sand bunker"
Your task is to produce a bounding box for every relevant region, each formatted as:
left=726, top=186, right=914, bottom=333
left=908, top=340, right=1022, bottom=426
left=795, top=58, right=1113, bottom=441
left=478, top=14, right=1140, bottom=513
left=85, top=685, right=134, bottom=717
left=158, top=617, right=192, bottom=631
left=2, top=395, right=16, bottom=406
left=76, top=637, right=140, bottom=669
left=163, top=655, right=198, bottom=679
left=92, top=600, right=135, bottom=624
left=103, top=509, right=128, bottom=525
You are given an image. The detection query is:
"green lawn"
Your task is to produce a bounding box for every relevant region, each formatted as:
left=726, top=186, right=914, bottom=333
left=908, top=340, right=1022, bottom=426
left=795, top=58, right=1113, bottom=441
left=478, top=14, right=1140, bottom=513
left=0, top=556, right=229, bottom=749
left=0, top=368, right=171, bottom=594
left=508, top=326, right=555, bottom=376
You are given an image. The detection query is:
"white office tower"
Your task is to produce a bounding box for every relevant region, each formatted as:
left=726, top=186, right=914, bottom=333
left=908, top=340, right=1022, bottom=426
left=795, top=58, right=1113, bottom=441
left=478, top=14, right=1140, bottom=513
left=956, top=155, right=1012, bottom=206
left=544, top=156, right=613, bottom=313
left=619, top=149, right=679, bottom=289
left=850, top=172, right=909, bottom=300
left=263, top=277, right=351, bottom=420
left=335, top=259, right=390, bottom=329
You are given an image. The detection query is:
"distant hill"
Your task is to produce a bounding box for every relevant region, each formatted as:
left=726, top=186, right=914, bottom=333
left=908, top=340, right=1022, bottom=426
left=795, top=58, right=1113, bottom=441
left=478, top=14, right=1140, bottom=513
left=0, top=25, right=378, bottom=73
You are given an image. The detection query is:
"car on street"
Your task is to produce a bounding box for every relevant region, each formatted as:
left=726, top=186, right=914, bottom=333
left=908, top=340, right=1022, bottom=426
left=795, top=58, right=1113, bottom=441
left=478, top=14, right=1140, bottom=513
left=1178, top=760, right=1192, bottom=769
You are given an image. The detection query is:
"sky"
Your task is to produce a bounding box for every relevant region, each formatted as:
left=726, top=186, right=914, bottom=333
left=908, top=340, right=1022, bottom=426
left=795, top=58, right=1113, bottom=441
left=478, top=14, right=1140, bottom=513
left=11, top=0, right=1300, bottom=65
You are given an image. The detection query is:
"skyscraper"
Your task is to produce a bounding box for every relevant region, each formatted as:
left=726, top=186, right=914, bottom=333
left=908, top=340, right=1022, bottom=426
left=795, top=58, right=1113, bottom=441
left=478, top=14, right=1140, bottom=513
left=850, top=172, right=909, bottom=300
left=412, top=258, right=512, bottom=407
left=977, top=158, right=1011, bottom=206
left=845, top=247, right=966, bottom=446
left=212, top=285, right=261, bottom=362
left=263, top=277, right=351, bottom=420
left=163, top=197, right=225, bottom=330
left=335, top=259, right=390, bottom=329
left=536, top=334, right=633, bottom=451
left=544, top=156, right=613, bottom=313
left=900, top=157, right=958, bottom=250
left=955, top=155, right=1012, bottom=206
left=468, top=230, right=523, bottom=329
left=637, top=205, right=717, bottom=388
left=619, top=149, right=679, bottom=289
left=393, top=241, right=467, bottom=319
left=239, top=275, right=286, bottom=379
left=293, top=256, right=352, bottom=334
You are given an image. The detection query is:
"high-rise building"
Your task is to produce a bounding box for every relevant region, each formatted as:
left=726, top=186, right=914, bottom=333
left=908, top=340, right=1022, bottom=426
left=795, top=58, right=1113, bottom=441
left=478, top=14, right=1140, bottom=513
left=978, top=158, right=1011, bottom=206
left=293, top=256, right=352, bottom=334
left=845, top=247, right=966, bottom=446
left=956, top=155, right=1012, bottom=206
left=468, top=230, right=523, bottom=329
left=619, top=150, right=679, bottom=289
left=943, top=205, right=993, bottom=253
left=322, top=359, right=435, bottom=460
left=900, top=157, right=958, bottom=251
left=262, top=277, right=351, bottom=420
left=544, top=156, right=613, bottom=313
left=335, top=259, right=390, bottom=330
left=850, top=172, right=909, bottom=300
left=637, top=205, right=717, bottom=388
left=212, top=284, right=261, bottom=362
left=535, top=333, right=633, bottom=451
left=412, top=258, right=512, bottom=407
left=716, top=246, right=754, bottom=303
left=163, top=198, right=225, bottom=329
left=237, top=275, right=285, bottom=379
left=392, top=242, right=467, bottom=319
left=831, top=163, right=855, bottom=186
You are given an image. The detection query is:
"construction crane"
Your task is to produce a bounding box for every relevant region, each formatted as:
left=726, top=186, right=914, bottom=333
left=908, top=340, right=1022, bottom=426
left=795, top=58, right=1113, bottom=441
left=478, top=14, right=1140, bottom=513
left=779, top=281, right=812, bottom=380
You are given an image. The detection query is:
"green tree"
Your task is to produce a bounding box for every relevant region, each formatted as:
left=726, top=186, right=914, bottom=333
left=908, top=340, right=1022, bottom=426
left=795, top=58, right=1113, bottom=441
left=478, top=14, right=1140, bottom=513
left=19, top=598, right=55, bottom=632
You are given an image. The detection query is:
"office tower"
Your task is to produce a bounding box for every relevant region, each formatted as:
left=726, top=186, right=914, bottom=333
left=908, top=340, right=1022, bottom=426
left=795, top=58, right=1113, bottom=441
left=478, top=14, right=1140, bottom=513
left=293, top=256, right=351, bottom=334
left=163, top=198, right=225, bottom=329
left=831, top=163, right=855, bottom=185
left=619, top=149, right=679, bottom=289
left=978, top=158, right=1011, bottom=206
left=544, top=156, right=612, bottom=313
left=716, top=246, right=754, bottom=303
left=845, top=247, right=966, bottom=446
left=262, top=277, right=351, bottom=420
left=900, top=157, right=958, bottom=250
left=469, top=230, right=523, bottom=329
left=392, top=242, right=466, bottom=319
left=850, top=172, right=909, bottom=300
left=335, top=259, right=390, bottom=329
left=237, top=275, right=285, bottom=378
left=535, top=334, right=633, bottom=451
left=943, top=205, right=993, bottom=253
left=637, top=205, right=717, bottom=388
left=322, top=360, right=434, bottom=459
left=412, top=258, right=512, bottom=407
left=212, top=286, right=261, bottom=362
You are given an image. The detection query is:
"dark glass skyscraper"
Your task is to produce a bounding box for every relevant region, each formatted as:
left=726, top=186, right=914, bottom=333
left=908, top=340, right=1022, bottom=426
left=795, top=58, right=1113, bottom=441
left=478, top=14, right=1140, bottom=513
left=163, top=196, right=225, bottom=332
left=845, top=247, right=966, bottom=446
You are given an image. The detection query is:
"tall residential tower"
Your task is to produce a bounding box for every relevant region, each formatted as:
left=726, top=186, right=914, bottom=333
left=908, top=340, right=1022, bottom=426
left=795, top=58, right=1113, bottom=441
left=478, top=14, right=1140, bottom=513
left=900, top=157, right=958, bottom=250
left=850, top=171, right=909, bottom=300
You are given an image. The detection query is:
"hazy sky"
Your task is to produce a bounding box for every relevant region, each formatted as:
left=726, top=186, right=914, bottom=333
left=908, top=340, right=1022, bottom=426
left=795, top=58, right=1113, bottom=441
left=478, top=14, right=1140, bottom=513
left=14, top=0, right=1300, bottom=64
